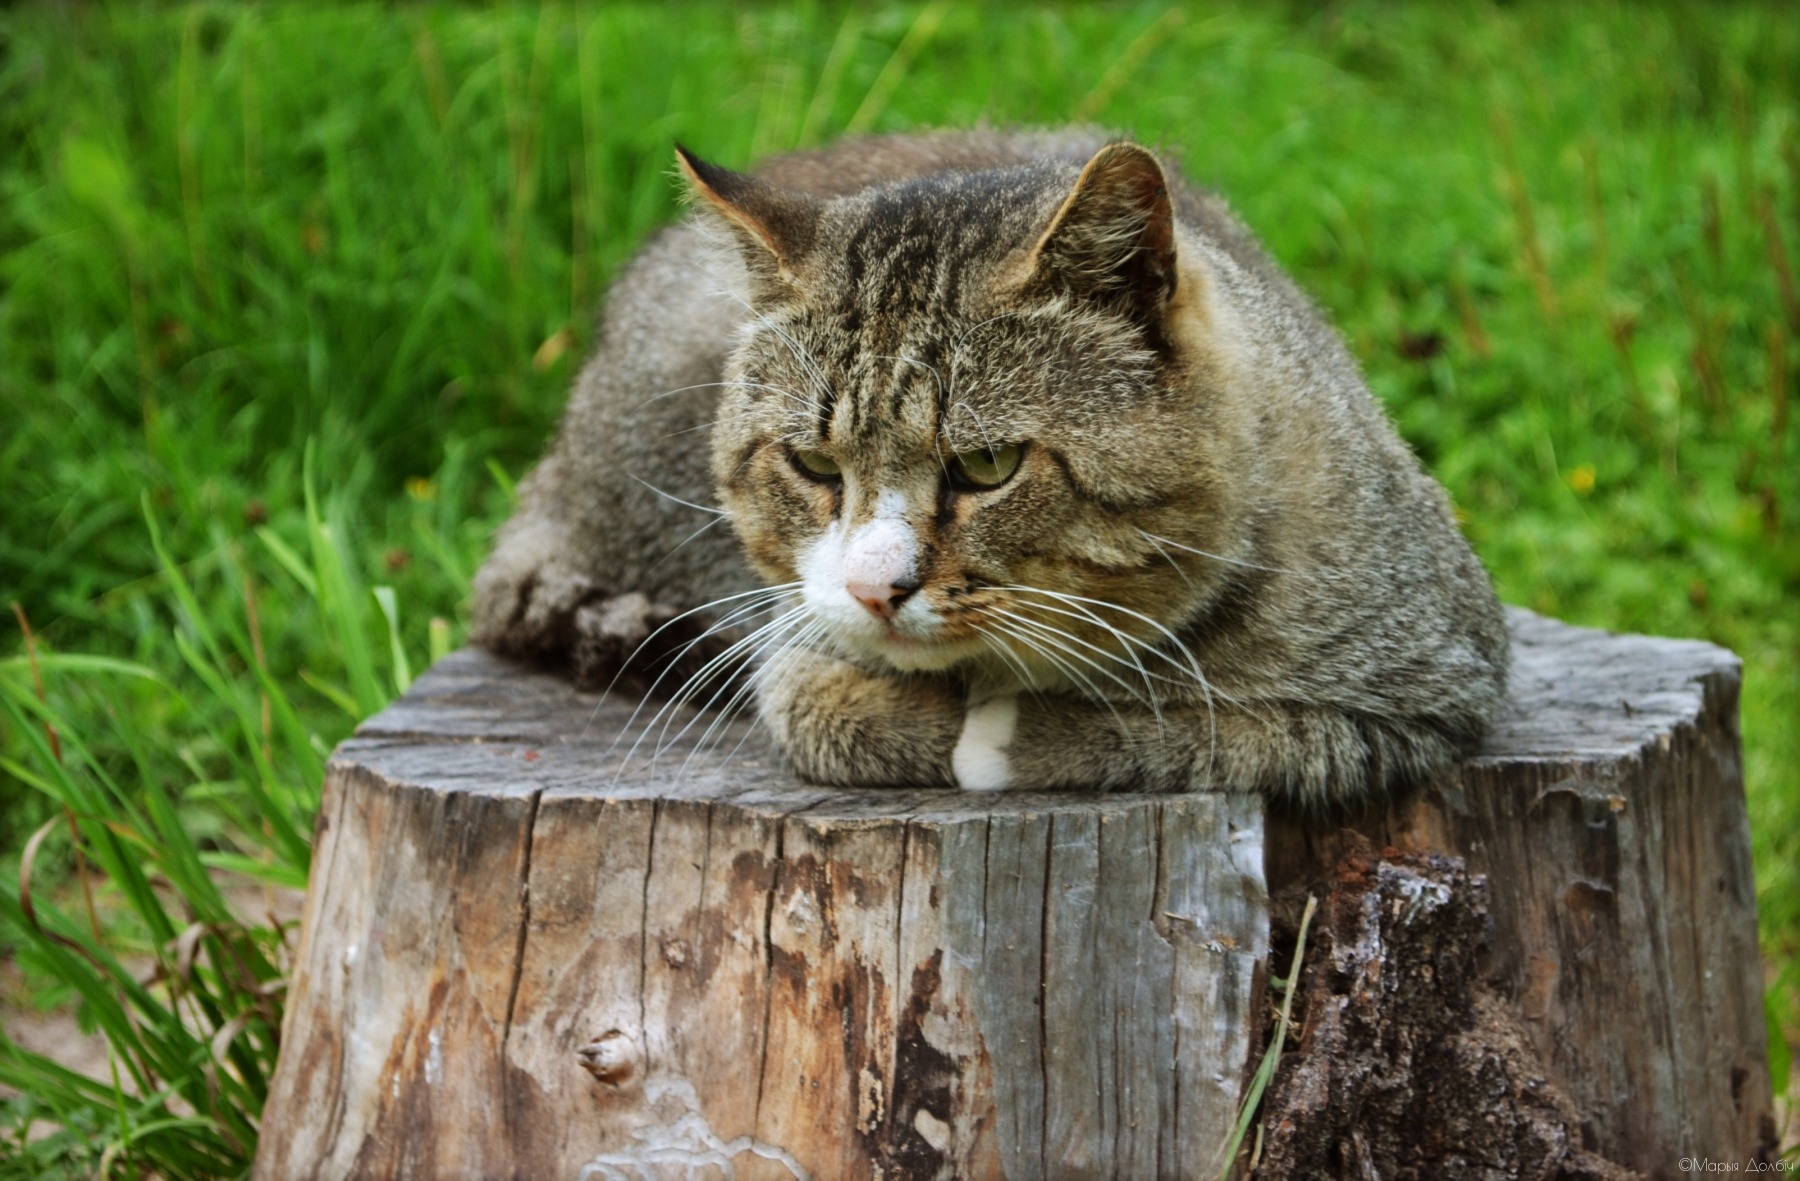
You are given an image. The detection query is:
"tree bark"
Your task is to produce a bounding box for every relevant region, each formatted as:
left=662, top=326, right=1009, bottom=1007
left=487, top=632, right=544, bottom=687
left=255, top=610, right=1773, bottom=1179
left=1251, top=838, right=1644, bottom=1180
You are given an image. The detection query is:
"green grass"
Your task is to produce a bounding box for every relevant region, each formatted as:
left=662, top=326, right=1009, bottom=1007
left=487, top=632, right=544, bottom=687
left=1, top=2, right=1795, bottom=1171
left=0, top=468, right=430, bottom=1177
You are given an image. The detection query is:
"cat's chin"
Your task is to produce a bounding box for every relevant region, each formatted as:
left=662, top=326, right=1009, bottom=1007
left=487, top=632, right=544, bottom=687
left=874, top=642, right=969, bottom=674
left=831, top=629, right=982, bottom=675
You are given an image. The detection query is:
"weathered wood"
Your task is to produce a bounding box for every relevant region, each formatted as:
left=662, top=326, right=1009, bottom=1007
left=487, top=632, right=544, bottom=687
left=255, top=610, right=1773, bottom=1179
left=1266, top=609, right=1776, bottom=1172
left=1251, top=838, right=1643, bottom=1180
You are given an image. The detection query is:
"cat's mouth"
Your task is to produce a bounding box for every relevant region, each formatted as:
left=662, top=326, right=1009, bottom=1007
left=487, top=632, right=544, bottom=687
left=836, top=612, right=985, bottom=674
left=869, top=621, right=952, bottom=663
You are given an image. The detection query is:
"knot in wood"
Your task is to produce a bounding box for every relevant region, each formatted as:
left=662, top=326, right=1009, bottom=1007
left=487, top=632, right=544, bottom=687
left=577, top=1030, right=638, bottom=1087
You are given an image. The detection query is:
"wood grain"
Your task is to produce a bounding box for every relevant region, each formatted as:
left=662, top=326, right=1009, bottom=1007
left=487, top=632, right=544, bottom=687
left=255, top=609, right=1772, bottom=1178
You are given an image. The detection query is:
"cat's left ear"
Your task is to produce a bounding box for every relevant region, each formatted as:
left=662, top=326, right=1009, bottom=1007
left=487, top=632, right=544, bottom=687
left=1022, top=143, right=1178, bottom=338
left=676, top=145, right=820, bottom=304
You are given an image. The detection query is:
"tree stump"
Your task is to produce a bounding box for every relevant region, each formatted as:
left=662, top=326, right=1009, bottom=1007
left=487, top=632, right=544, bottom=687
left=254, top=610, right=1774, bottom=1179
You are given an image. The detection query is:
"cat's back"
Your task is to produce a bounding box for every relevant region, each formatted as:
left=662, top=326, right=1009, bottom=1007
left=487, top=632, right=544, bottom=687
left=751, top=126, right=1111, bottom=193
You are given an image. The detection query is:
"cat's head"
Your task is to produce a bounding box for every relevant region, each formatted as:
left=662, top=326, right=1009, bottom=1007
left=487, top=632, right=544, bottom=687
left=683, top=141, right=1248, bottom=688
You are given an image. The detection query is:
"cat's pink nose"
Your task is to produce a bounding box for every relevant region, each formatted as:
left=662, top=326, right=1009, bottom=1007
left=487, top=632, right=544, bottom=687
left=847, top=580, right=917, bottom=621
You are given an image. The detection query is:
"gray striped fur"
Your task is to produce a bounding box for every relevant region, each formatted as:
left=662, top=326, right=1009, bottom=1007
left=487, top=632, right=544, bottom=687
left=470, top=128, right=1508, bottom=803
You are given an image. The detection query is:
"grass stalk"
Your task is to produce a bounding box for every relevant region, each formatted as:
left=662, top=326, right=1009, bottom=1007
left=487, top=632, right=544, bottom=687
left=1701, top=173, right=1723, bottom=271
left=1581, top=137, right=1609, bottom=276
left=1216, top=893, right=1318, bottom=1179
left=2, top=467, right=425, bottom=1173
left=846, top=0, right=952, bottom=135
left=1491, top=113, right=1559, bottom=322
left=799, top=7, right=865, bottom=147
left=1768, top=323, right=1791, bottom=536
left=1450, top=253, right=1492, bottom=360
left=1074, top=7, right=1186, bottom=122
left=1672, top=263, right=1726, bottom=415
left=1762, top=189, right=1800, bottom=338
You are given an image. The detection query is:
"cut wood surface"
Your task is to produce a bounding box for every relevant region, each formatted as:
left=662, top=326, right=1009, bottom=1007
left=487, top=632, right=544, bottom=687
left=254, top=609, right=1774, bottom=1179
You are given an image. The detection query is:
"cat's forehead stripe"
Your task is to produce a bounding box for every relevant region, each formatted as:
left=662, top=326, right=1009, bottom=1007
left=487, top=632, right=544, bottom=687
left=833, top=175, right=1038, bottom=318
left=815, top=355, right=836, bottom=441
left=799, top=172, right=1067, bottom=449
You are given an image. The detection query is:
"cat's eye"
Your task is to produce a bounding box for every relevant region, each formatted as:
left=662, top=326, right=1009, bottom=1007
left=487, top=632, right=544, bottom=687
left=790, top=448, right=842, bottom=480
left=949, top=443, right=1022, bottom=490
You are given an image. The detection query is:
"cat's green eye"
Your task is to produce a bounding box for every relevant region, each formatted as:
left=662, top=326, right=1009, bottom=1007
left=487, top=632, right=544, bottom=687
left=791, top=448, right=842, bottom=480
left=949, top=443, right=1022, bottom=490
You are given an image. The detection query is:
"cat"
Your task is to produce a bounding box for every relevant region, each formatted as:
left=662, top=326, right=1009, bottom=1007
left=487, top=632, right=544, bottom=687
left=469, top=127, right=1510, bottom=803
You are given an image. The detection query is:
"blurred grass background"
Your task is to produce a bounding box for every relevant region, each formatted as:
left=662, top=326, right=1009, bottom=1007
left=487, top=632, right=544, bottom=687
left=0, top=1, right=1795, bottom=1172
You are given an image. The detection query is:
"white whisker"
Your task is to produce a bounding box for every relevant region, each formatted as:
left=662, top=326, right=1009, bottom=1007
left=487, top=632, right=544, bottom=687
left=627, top=596, right=801, bottom=735
left=629, top=475, right=729, bottom=517
left=1140, top=531, right=1194, bottom=589
left=639, top=606, right=812, bottom=771
left=754, top=315, right=836, bottom=408
left=651, top=514, right=731, bottom=570
left=1137, top=530, right=1298, bottom=577
left=1000, top=582, right=1252, bottom=781
left=695, top=263, right=837, bottom=407
left=608, top=616, right=779, bottom=781
left=999, top=585, right=1214, bottom=693
left=590, top=582, right=801, bottom=739
left=988, top=606, right=1172, bottom=707
left=948, top=400, right=1000, bottom=457
left=968, top=622, right=1046, bottom=693
left=980, top=615, right=1142, bottom=744
left=680, top=619, right=829, bottom=779
left=986, top=606, right=1170, bottom=743
left=638, top=379, right=806, bottom=411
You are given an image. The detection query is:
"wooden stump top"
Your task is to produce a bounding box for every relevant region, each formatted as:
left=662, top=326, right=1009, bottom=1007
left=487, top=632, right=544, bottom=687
left=346, top=606, right=1738, bottom=809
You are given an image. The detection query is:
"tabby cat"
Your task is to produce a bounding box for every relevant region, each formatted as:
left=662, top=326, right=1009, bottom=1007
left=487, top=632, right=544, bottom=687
left=470, top=128, right=1509, bottom=802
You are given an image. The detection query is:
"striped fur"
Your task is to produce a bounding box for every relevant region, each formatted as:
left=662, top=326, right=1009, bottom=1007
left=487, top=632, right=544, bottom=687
left=471, top=129, right=1508, bottom=803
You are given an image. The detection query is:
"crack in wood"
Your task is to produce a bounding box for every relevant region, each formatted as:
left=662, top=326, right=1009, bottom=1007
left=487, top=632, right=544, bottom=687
left=883, top=820, right=910, bottom=1149
left=499, top=787, right=542, bottom=1049
left=751, top=818, right=784, bottom=1135
left=1158, top=803, right=1176, bottom=1181
left=636, top=798, right=660, bottom=1071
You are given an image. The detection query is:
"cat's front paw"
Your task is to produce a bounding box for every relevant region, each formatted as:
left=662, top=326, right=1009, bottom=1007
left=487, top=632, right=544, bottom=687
left=952, top=695, right=1019, bottom=792
left=756, top=649, right=963, bottom=787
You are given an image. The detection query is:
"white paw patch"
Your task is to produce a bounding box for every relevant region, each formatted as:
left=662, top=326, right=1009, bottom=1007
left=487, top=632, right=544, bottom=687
left=953, top=695, right=1018, bottom=792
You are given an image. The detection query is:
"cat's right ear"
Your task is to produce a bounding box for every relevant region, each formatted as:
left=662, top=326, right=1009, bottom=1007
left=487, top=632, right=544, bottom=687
left=676, top=146, right=820, bottom=305
left=1018, top=142, right=1179, bottom=346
